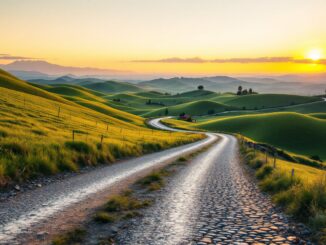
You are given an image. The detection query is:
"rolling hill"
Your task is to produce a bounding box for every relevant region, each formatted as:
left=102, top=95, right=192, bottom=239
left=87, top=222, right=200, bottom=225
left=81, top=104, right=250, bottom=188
left=82, top=81, right=145, bottom=93
left=0, top=69, right=201, bottom=186
left=144, top=100, right=236, bottom=117
left=197, top=112, right=326, bottom=159
left=220, top=94, right=321, bottom=109
left=0, top=69, right=72, bottom=105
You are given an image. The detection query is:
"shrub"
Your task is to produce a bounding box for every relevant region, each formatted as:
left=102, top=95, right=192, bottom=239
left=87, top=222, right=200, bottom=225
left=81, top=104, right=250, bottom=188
left=1, top=142, right=28, bottom=156
left=64, top=141, right=93, bottom=154
left=256, top=165, right=273, bottom=179
left=0, top=130, right=8, bottom=138
left=94, top=211, right=116, bottom=223
left=105, top=195, right=148, bottom=212
left=52, top=228, right=86, bottom=245
left=248, top=159, right=264, bottom=169
left=260, top=172, right=300, bottom=193
left=138, top=172, right=163, bottom=186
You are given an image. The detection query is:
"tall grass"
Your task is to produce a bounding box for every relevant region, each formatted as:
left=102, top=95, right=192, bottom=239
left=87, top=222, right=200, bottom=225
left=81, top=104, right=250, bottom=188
left=0, top=87, right=204, bottom=187
left=240, top=142, right=326, bottom=242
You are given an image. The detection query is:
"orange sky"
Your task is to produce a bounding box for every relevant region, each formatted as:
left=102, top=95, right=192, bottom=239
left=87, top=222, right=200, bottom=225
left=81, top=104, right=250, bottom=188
left=0, top=0, right=326, bottom=75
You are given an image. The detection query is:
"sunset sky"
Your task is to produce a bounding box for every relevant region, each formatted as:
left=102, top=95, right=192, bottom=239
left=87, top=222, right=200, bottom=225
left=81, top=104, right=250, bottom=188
left=1, top=0, right=326, bottom=75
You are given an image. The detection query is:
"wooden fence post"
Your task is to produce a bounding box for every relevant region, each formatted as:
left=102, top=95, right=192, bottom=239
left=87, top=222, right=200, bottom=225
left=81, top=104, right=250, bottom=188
left=265, top=151, right=268, bottom=164
left=72, top=130, right=75, bottom=141
left=100, top=134, right=104, bottom=145
left=273, top=154, right=277, bottom=168
left=291, top=169, right=295, bottom=180
left=58, top=106, right=61, bottom=117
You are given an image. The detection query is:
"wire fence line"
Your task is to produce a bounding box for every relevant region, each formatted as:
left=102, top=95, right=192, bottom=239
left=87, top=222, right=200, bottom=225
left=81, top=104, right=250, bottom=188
left=0, top=90, right=195, bottom=145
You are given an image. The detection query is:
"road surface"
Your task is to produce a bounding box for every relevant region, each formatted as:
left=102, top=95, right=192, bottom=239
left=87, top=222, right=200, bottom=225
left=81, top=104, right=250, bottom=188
left=0, top=125, right=216, bottom=244
left=116, top=119, right=309, bottom=245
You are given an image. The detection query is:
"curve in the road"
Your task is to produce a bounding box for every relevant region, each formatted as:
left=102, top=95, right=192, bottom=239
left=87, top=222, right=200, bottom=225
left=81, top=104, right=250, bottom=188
left=117, top=118, right=309, bottom=245
left=0, top=124, right=216, bottom=244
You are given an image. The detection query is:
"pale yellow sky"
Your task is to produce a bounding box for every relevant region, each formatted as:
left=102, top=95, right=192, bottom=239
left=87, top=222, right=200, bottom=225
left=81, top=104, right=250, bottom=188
left=0, top=0, right=326, bottom=75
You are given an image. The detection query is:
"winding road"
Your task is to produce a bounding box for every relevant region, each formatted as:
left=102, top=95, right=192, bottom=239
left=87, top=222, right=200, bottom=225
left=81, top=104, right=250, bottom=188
left=117, top=119, right=309, bottom=245
left=0, top=119, right=309, bottom=244
left=0, top=124, right=216, bottom=245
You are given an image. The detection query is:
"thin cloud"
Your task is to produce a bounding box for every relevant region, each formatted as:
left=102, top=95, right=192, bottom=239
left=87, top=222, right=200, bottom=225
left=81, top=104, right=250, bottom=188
left=132, top=56, right=326, bottom=65
left=0, top=54, right=38, bottom=60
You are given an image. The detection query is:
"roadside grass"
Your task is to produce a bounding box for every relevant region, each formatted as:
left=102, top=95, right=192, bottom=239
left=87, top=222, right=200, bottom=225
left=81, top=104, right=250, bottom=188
left=93, top=191, right=151, bottom=225
left=0, top=86, right=204, bottom=188
left=51, top=139, right=217, bottom=244
left=52, top=228, right=87, bottom=245
left=240, top=142, right=326, bottom=242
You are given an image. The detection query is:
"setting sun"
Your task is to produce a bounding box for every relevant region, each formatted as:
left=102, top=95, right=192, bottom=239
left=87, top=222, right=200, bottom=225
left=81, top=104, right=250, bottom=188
left=307, top=49, right=323, bottom=61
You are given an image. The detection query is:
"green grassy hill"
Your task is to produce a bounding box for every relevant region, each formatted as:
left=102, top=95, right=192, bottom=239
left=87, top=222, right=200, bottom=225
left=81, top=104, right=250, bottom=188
left=221, top=94, right=321, bottom=109
left=82, top=81, right=145, bottom=93
left=144, top=100, right=236, bottom=117
left=0, top=69, right=71, bottom=104
left=197, top=112, right=326, bottom=159
left=309, top=113, right=326, bottom=119
left=44, top=85, right=107, bottom=102
left=0, top=69, right=202, bottom=187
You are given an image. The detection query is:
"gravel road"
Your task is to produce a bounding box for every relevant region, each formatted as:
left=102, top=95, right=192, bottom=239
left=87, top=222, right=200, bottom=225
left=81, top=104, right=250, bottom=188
left=0, top=125, right=216, bottom=244
left=117, top=119, right=310, bottom=245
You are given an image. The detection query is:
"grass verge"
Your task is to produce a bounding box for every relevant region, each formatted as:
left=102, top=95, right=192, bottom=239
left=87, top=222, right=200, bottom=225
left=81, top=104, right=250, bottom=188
left=239, top=139, right=326, bottom=243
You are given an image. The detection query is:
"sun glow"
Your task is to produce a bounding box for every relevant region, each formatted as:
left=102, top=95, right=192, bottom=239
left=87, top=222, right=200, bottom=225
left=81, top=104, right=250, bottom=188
left=307, top=49, right=323, bottom=61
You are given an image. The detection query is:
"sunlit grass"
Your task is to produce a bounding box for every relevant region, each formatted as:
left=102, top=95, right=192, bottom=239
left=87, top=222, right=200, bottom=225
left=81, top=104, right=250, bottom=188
left=0, top=87, right=204, bottom=187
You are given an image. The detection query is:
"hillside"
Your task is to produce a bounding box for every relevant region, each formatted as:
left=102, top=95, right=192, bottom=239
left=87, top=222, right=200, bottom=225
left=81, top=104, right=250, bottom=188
left=0, top=70, right=202, bottom=187
left=197, top=112, right=326, bottom=159
left=83, top=81, right=144, bottom=93
left=144, top=100, right=236, bottom=117
left=0, top=69, right=72, bottom=105
left=221, top=94, right=321, bottom=109
left=44, top=85, right=107, bottom=103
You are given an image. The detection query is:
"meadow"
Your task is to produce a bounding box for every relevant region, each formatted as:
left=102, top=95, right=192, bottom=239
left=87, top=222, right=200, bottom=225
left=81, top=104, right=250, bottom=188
left=0, top=70, right=203, bottom=187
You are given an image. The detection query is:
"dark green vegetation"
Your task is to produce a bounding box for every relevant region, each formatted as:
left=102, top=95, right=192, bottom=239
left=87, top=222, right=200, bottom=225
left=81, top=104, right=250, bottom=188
left=52, top=229, right=87, bottom=245
left=240, top=141, right=326, bottom=243
left=197, top=112, right=326, bottom=159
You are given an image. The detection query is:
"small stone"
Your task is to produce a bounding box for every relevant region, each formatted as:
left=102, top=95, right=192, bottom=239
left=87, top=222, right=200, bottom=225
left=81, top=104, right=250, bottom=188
left=36, top=183, right=42, bottom=188
left=201, top=237, right=212, bottom=243
left=14, top=185, right=20, bottom=191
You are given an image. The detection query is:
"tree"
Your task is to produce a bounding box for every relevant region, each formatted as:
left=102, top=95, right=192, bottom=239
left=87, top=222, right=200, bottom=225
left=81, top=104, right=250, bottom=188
left=165, top=107, right=169, bottom=116
left=249, top=88, right=253, bottom=94
left=242, top=89, right=248, bottom=95
left=198, top=85, right=204, bottom=90
left=237, top=86, right=242, bottom=95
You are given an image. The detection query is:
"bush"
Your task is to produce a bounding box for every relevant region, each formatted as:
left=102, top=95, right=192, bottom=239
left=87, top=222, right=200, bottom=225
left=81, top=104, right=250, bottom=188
left=248, top=159, right=264, bottom=169
left=94, top=211, right=116, bottom=223
left=0, top=130, right=8, bottom=138
left=1, top=142, right=28, bottom=156
left=256, top=165, right=273, bottom=179
left=52, top=228, right=86, bottom=245
left=260, top=172, right=300, bottom=193
left=64, top=141, right=93, bottom=154
left=105, top=195, right=149, bottom=212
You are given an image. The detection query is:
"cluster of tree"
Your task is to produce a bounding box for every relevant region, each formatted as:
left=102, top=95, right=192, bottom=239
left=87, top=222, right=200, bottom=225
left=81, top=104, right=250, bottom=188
left=236, top=86, right=255, bottom=95
left=146, top=99, right=165, bottom=106
left=113, top=98, right=121, bottom=102
left=198, top=85, right=204, bottom=90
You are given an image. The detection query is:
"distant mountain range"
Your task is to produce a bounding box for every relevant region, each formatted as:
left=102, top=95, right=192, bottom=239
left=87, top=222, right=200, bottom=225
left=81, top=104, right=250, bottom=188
left=1, top=60, right=325, bottom=95
left=0, top=60, right=133, bottom=78
left=139, top=76, right=325, bottom=95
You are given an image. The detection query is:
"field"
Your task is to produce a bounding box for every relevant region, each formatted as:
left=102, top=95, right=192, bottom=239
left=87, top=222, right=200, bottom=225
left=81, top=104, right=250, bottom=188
left=0, top=69, right=203, bottom=187
left=163, top=112, right=326, bottom=161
